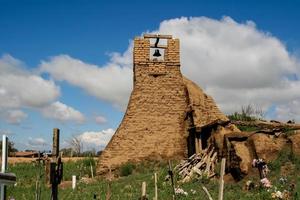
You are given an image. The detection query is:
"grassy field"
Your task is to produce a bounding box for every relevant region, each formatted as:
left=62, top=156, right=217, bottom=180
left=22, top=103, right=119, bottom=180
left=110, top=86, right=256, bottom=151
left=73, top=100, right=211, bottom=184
left=5, top=151, right=300, bottom=200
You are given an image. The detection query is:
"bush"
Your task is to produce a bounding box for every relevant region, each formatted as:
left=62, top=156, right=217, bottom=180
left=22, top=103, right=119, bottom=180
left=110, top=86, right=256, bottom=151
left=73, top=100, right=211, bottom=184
left=120, top=163, right=135, bottom=177
left=228, top=104, right=265, bottom=121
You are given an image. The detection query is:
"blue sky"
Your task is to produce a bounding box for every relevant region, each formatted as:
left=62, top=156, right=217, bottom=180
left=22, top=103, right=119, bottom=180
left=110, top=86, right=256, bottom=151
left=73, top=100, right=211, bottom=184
left=1, top=0, right=300, bottom=151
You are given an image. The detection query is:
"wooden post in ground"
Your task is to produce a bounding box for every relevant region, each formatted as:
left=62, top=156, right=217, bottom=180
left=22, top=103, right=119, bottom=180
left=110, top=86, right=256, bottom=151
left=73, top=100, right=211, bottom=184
left=141, top=181, right=147, bottom=200
left=218, top=158, right=226, bottom=200
left=72, top=175, right=76, bottom=190
left=154, top=173, right=158, bottom=200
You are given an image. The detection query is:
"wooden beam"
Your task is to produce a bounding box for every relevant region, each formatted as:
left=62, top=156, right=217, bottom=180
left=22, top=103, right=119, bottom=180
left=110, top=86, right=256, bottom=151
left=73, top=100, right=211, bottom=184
left=144, top=34, right=172, bottom=39
left=150, top=44, right=168, bottom=49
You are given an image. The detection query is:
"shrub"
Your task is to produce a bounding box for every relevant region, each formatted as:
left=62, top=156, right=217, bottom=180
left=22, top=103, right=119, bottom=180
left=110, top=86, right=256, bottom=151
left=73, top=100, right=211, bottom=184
left=120, top=163, right=135, bottom=177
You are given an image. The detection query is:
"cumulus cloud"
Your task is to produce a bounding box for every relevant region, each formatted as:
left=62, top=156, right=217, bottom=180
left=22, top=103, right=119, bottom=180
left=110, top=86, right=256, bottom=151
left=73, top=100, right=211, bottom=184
left=39, top=53, right=132, bottom=110
left=0, top=54, right=60, bottom=109
left=27, top=137, right=48, bottom=149
left=155, top=17, right=300, bottom=116
left=77, top=128, right=115, bottom=150
left=275, top=100, right=300, bottom=122
left=39, top=16, right=300, bottom=121
left=95, top=115, right=107, bottom=124
left=5, top=110, right=28, bottom=124
left=41, top=101, right=85, bottom=123
left=0, top=54, right=86, bottom=124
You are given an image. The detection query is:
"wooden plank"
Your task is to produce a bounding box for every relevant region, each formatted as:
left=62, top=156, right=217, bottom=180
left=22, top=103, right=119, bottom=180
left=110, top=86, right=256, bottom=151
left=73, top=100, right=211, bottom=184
left=144, top=34, right=172, bottom=39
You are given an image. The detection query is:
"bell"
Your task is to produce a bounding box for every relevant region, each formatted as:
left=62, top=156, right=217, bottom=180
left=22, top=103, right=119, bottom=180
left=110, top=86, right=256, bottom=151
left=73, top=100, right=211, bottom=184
left=153, top=49, right=161, bottom=57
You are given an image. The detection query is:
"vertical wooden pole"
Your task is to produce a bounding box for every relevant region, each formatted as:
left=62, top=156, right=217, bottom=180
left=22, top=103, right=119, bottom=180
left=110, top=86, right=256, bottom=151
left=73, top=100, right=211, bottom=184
left=154, top=173, right=158, bottom=200
left=52, top=128, right=60, bottom=159
left=218, top=158, right=226, bottom=200
left=195, top=137, right=199, bottom=154
left=1, top=135, right=8, bottom=200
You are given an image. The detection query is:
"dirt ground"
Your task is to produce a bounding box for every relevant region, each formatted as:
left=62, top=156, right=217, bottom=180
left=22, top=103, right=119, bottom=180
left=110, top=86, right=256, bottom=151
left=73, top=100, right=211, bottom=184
left=7, top=157, right=98, bottom=165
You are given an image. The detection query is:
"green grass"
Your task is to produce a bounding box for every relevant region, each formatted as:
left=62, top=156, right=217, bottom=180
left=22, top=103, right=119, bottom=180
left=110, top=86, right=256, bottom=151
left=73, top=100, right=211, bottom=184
left=5, top=156, right=300, bottom=200
left=236, top=125, right=260, bottom=132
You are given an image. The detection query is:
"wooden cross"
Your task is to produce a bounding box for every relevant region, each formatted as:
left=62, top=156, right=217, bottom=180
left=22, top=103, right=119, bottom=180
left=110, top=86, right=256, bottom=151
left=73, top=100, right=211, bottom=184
left=46, top=128, right=63, bottom=200
left=0, top=135, right=16, bottom=200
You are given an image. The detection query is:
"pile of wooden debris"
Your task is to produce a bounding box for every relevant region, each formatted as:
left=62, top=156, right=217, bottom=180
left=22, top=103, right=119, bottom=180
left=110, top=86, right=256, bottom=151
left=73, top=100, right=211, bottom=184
left=174, top=146, right=218, bottom=183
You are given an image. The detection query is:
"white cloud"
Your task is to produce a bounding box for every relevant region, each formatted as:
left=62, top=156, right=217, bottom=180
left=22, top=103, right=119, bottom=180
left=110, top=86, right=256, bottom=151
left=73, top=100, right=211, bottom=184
left=0, top=55, right=86, bottom=124
left=154, top=17, right=300, bottom=116
left=41, top=101, right=85, bottom=123
left=5, top=110, right=28, bottom=124
left=27, top=137, right=48, bottom=149
left=0, top=129, right=13, bottom=135
left=95, top=115, right=107, bottom=124
left=275, top=100, right=300, bottom=122
left=0, top=54, right=60, bottom=109
left=77, top=128, right=115, bottom=150
left=39, top=16, right=300, bottom=121
left=39, top=53, right=132, bottom=110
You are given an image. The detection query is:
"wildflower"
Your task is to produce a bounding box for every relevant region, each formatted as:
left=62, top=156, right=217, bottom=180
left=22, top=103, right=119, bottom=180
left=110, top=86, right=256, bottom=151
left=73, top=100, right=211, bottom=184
left=261, top=178, right=272, bottom=188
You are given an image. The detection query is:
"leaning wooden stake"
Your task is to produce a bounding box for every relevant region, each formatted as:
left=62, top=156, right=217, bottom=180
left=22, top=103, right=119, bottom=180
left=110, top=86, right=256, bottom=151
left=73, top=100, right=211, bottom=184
left=218, top=158, right=226, bottom=200
left=168, top=160, right=176, bottom=200
left=154, top=173, right=158, bottom=200
left=202, top=186, right=213, bottom=200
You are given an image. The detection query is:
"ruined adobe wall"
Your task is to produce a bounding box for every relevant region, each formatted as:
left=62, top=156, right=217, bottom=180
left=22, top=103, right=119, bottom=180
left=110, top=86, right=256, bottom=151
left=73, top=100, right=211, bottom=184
left=97, top=37, right=189, bottom=174
left=183, top=77, right=229, bottom=128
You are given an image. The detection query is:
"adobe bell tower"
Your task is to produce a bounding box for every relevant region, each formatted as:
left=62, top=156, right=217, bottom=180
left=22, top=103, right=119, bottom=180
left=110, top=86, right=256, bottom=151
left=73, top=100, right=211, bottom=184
left=97, top=35, right=189, bottom=174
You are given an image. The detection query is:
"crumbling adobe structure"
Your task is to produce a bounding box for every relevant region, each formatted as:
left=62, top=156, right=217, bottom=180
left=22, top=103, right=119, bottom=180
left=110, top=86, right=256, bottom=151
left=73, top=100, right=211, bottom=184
left=97, top=34, right=300, bottom=179
left=97, top=34, right=232, bottom=174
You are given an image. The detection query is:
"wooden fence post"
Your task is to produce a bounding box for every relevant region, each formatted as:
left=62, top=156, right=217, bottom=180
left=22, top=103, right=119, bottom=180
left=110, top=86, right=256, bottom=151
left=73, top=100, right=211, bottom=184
left=141, top=181, right=146, bottom=199
left=218, top=158, right=226, bottom=200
